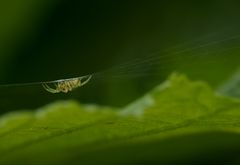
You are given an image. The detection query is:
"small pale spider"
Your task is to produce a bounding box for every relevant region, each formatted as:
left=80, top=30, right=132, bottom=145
left=42, top=75, right=92, bottom=93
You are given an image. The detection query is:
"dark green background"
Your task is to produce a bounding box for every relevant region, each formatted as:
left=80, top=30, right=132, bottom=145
left=0, top=0, right=240, bottom=113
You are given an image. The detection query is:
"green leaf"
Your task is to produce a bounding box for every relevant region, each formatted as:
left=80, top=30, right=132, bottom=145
left=217, top=68, right=240, bottom=98
left=1, top=73, right=240, bottom=165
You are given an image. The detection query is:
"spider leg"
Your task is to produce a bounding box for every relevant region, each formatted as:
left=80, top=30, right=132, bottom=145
left=42, top=83, right=59, bottom=93
left=79, top=75, right=92, bottom=87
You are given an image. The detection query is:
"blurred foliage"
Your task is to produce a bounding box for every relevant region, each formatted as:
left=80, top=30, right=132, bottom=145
left=0, top=1, right=240, bottom=112
left=1, top=1, right=240, bottom=164
left=217, top=68, right=240, bottom=97
left=1, top=74, right=240, bottom=164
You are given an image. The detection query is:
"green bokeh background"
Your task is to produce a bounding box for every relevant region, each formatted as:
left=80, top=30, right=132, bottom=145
left=0, top=0, right=240, bottom=113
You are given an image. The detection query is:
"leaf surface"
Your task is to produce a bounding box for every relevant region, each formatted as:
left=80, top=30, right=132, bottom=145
left=1, top=73, right=240, bottom=165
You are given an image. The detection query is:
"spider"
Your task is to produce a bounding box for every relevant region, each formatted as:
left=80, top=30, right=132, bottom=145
left=42, top=75, right=92, bottom=93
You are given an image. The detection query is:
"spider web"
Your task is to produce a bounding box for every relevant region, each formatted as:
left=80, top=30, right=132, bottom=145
left=0, top=30, right=240, bottom=92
